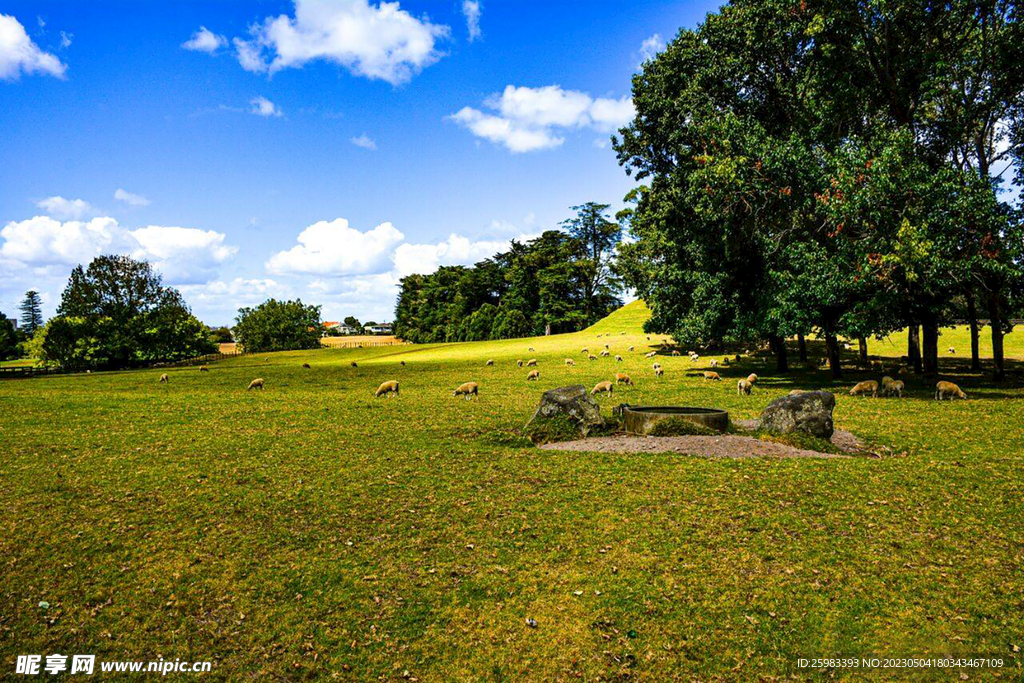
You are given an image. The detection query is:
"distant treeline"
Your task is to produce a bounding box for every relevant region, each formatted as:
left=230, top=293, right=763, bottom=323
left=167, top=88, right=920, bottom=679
left=394, top=204, right=623, bottom=343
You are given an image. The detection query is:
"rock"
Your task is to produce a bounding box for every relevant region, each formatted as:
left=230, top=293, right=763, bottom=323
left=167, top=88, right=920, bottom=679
left=757, top=390, right=835, bottom=439
left=524, top=384, right=604, bottom=438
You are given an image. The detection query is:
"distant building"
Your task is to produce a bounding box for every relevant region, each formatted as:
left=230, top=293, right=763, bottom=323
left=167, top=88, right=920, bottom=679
left=365, top=323, right=393, bottom=335
left=323, top=321, right=360, bottom=335
left=3, top=316, right=16, bottom=330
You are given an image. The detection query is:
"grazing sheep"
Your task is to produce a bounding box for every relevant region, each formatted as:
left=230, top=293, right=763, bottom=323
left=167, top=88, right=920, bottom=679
left=400, top=361, right=406, bottom=367
left=247, top=378, right=264, bottom=391
left=199, top=366, right=209, bottom=372
left=849, top=380, right=878, bottom=397
left=615, top=355, right=623, bottom=362
left=302, top=363, right=311, bottom=369
left=526, top=359, right=538, bottom=367
left=881, top=375, right=894, bottom=390
left=652, top=362, right=662, bottom=370
left=747, top=373, right=758, bottom=384
left=526, top=370, right=540, bottom=381
left=628, top=346, right=634, bottom=352
left=591, top=380, right=614, bottom=395
left=159, top=373, right=169, bottom=383
left=351, top=361, right=358, bottom=368
left=703, top=371, right=722, bottom=381
left=898, top=365, right=910, bottom=375
left=588, top=354, right=598, bottom=361
left=453, top=381, right=479, bottom=400
left=885, top=379, right=905, bottom=398
left=690, top=354, right=700, bottom=363
left=870, top=360, right=883, bottom=371
left=647, top=336, right=651, bottom=340
left=615, top=373, right=633, bottom=386
left=375, top=380, right=400, bottom=397
left=709, top=359, right=718, bottom=368
left=721, top=358, right=729, bottom=366
left=528, top=347, right=535, bottom=352
left=604, top=344, right=610, bottom=349
left=581, top=348, right=589, bottom=355
left=737, top=379, right=753, bottom=395
left=517, top=360, right=524, bottom=367
left=935, top=380, right=967, bottom=400
left=597, top=334, right=603, bottom=338
left=486, top=359, right=494, bottom=366
left=599, top=349, right=610, bottom=357
left=948, top=347, right=956, bottom=354
left=671, top=350, right=681, bottom=357
left=564, top=358, right=575, bottom=366
left=654, top=366, right=664, bottom=378
left=645, top=351, right=657, bottom=359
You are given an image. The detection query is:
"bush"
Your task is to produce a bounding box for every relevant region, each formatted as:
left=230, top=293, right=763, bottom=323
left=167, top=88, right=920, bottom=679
left=234, top=299, right=322, bottom=353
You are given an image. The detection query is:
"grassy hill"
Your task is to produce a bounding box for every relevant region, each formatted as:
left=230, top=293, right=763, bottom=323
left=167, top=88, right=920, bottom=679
left=1, top=304, right=1021, bottom=678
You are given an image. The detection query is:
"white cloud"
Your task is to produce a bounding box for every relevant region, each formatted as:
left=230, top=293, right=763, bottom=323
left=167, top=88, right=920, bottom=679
left=250, top=96, right=283, bottom=117
left=0, top=14, right=66, bottom=80
left=59, top=31, right=72, bottom=49
left=35, top=196, right=97, bottom=220
left=182, top=26, right=227, bottom=53
left=230, top=0, right=450, bottom=85
left=0, top=215, right=236, bottom=284
left=462, top=0, right=481, bottom=42
left=449, top=85, right=635, bottom=153
left=638, top=33, right=664, bottom=67
left=267, top=218, right=405, bottom=276
left=114, top=188, right=150, bottom=206
left=394, top=233, right=512, bottom=276
left=350, top=133, right=377, bottom=150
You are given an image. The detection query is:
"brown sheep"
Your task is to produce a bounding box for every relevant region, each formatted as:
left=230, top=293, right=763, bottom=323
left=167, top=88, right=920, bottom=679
left=564, top=358, right=575, bottom=366
left=671, top=350, right=681, bottom=357
left=737, top=379, right=753, bottom=395
left=526, top=359, right=538, bottom=367
left=746, top=373, right=758, bottom=384
left=703, top=371, right=721, bottom=381
left=199, top=366, right=209, bottom=372
left=885, top=379, right=905, bottom=398
left=654, top=366, right=664, bottom=378
left=935, top=381, right=967, bottom=400
left=849, top=380, right=878, bottom=397
left=247, top=378, right=264, bottom=390
left=375, top=380, right=400, bottom=397
left=881, top=375, right=894, bottom=389
left=526, top=370, right=540, bottom=381
left=615, top=373, right=633, bottom=385
left=400, top=360, right=406, bottom=367
left=302, top=363, right=311, bottom=369
left=159, top=373, right=169, bottom=383
left=351, top=361, right=358, bottom=368
left=486, top=359, right=494, bottom=366
left=591, top=380, right=613, bottom=395
left=453, top=382, right=479, bottom=400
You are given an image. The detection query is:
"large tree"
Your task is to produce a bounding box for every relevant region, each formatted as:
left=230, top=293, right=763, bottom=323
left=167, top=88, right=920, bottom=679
left=234, top=299, right=322, bottom=353
left=19, top=290, right=43, bottom=334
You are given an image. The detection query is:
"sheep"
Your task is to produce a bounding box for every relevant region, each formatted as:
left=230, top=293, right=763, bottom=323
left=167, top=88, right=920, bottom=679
left=690, top=354, right=700, bottom=363
left=400, top=360, right=406, bottom=367
left=604, top=344, right=610, bottom=349
left=870, top=360, right=884, bottom=371
left=199, top=366, right=209, bottom=372
left=710, top=359, right=718, bottom=368
left=159, top=373, right=169, bottom=383
left=935, top=380, right=967, bottom=400
left=849, top=380, right=878, bottom=397
left=628, top=346, right=634, bottom=352
left=588, top=354, right=598, bottom=361
left=528, top=347, right=535, bottom=352
left=375, top=380, right=400, bottom=397
left=948, top=347, right=956, bottom=354
left=581, top=348, right=589, bottom=355
left=734, top=354, right=741, bottom=362
left=881, top=375, right=895, bottom=390
left=453, top=381, right=479, bottom=400
left=645, top=351, right=657, bottom=359
left=671, top=350, right=681, bottom=357
left=599, top=349, right=610, bottom=357
left=351, top=361, right=358, bottom=368
left=703, top=371, right=722, bottom=381
left=898, top=365, right=910, bottom=375
left=615, top=373, right=633, bottom=386
left=591, top=380, right=614, bottom=395
left=654, top=366, right=664, bottom=378
left=885, top=379, right=905, bottom=398
left=486, top=359, right=494, bottom=366
left=517, top=360, right=524, bottom=367
left=652, top=362, right=662, bottom=370
left=746, top=373, right=758, bottom=384
left=302, top=363, right=311, bottom=369
left=526, top=359, right=538, bottom=367
left=564, top=358, right=575, bottom=366
left=789, top=389, right=808, bottom=396
left=737, top=379, right=753, bottom=395
left=615, top=355, right=623, bottom=362
left=247, top=378, right=264, bottom=391
left=721, top=358, right=730, bottom=366
left=526, top=370, right=540, bottom=381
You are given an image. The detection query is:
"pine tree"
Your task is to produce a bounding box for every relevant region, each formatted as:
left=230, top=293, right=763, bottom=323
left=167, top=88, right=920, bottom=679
left=19, top=290, right=44, bottom=334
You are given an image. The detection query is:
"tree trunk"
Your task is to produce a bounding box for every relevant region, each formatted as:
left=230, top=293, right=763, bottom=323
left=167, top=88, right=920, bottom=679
left=824, top=330, right=843, bottom=379
left=771, top=335, right=788, bottom=373
left=987, top=293, right=1005, bottom=381
left=797, top=333, right=807, bottom=362
left=908, top=325, right=922, bottom=373
left=545, top=322, right=551, bottom=336
left=966, top=293, right=981, bottom=372
left=858, top=337, right=868, bottom=367
left=922, top=319, right=939, bottom=374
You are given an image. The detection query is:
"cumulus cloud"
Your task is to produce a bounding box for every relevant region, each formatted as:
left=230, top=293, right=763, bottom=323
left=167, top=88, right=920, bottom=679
left=637, top=33, right=664, bottom=67
left=250, top=95, right=283, bottom=117
left=114, top=188, right=150, bottom=206
left=449, top=85, right=635, bottom=152
left=267, top=218, right=405, bottom=276
left=0, top=14, right=66, bottom=80
left=462, top=0, right=481, bottom=42
left=350, top=133, right=377, bottom=150
left=0, top=215, right=236, bottom=284
left=393, top=233, right=512, bottom=277
left=182, top=26, right=227, bottom=53
left=229, top=0, right=450, bottom=85
left=36, top=196, right=98, bottom=220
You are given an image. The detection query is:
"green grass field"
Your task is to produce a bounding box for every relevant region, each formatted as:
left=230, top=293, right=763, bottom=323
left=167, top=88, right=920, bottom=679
left=2, top=301, right=1022, bottom=679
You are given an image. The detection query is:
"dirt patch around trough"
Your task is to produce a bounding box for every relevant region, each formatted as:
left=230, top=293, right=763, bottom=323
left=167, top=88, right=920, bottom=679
left=540, top=420, right=869, bottom=459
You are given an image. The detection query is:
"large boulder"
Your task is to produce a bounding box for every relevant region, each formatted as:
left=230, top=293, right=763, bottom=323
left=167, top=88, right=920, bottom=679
left=524, top=385, right=604, bottom=439
left=757, top=390, right=835, bottom=439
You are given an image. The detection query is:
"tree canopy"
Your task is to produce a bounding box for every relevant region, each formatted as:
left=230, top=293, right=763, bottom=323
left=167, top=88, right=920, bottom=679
left=234, top=299, right=322, bottom=353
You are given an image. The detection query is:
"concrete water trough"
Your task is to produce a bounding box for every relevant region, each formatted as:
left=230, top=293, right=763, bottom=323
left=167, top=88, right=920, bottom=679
left=618, top=405, right=730, bottom=435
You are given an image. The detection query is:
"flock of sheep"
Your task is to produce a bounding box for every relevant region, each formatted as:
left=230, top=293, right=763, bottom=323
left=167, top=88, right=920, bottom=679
left=156, top=334, right=971, bottom=403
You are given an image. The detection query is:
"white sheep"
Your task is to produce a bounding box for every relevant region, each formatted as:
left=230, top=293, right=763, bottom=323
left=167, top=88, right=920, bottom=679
left=849, top=380, right=878, bottom=397
left=703, top=371, right=721, bottom=381
left=935, top=381, right=967, bottom=400
left=453, top=382, right=479, bottom=400
left=564, top=358, right=575, bottom=366
left=159, top=373, right=169, bottom=383
left=526, top=369, right=540, bottom=381
left=486, top=359, right=494, bottom=366
left=737, top=379, right=752, bottom=395
left=375, top=380, right=400, bottom=397
left=526, top=359, right=538, bottom=367
left=247, top=378, right=264, bottom=391
left=591, top=380, right=613, bottom=395
left=615, top=355, right=623, bottom=362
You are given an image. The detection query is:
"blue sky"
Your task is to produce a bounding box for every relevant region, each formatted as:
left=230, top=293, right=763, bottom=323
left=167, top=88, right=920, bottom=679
left=0, top=0, right=721, bottom=326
